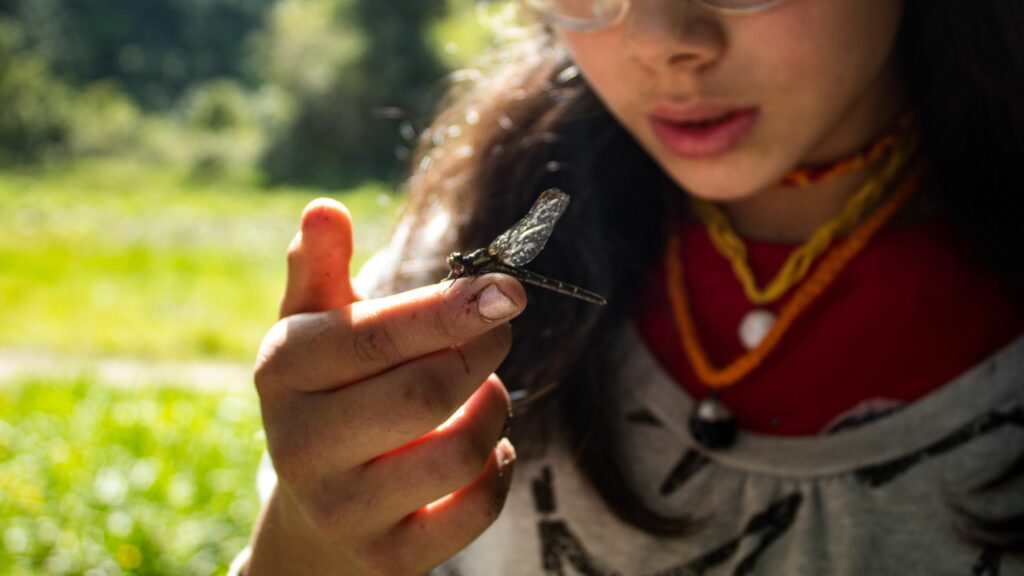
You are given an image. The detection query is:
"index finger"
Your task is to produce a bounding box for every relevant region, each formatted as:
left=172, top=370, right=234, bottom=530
left=257, top=273, right=526, bottom=393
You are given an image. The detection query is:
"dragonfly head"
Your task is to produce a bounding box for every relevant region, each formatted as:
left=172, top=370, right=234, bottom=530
left=447, top=252, right=465, bottom=277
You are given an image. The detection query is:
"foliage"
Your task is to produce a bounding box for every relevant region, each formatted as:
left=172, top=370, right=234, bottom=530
left=0, top=376, right=264, bottom=575
left=0, top=19, right=74, bottom=164
left=258, top=0, right=451, bottom=187
left=254, top=0, right=367, bottom=186
left=0, top=0, right=499, bottom=180
left=0, top=158, right=399, bottom=360
left=430, top=0, right=507, bottom=69
left=67, top=81, right=144, bottom=158
left=172, top=79, right=278, bottom=178
left=6, top=0, right=278, bottom=110
left=182, top=80, right=254, bottom=133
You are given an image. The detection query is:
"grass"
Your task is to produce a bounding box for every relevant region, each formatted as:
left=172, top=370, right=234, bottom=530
left=0, top=158, right=400, bottom=360
left=0, top=375, right=264, bottom=575
left=0, top=157, right=405, bottom=574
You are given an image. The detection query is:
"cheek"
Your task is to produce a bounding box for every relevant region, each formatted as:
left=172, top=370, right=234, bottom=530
left=763, top=0, right=903, bottom=104
left=734, top=0, right=904, bottom=153
left=558, top=31, right=637, bottom=111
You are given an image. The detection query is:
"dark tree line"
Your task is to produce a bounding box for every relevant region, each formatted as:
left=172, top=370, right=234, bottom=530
left=0, top=0, right=462, bottom=185
left=262, top=0, right=450, bottom=186
left=4, top=0, right=276, bottom=109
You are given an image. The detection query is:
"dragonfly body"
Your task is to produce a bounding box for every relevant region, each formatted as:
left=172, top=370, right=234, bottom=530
left=444, top=189, right=607, bottom=306
left=446, top=249, right=607, bottom=306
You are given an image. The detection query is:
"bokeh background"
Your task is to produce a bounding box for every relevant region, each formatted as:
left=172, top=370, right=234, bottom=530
left=0, top=1, right=501, bottom=573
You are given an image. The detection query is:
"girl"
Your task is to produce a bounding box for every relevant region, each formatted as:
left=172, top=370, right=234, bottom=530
left=238, top=0, right=1024, bottom=573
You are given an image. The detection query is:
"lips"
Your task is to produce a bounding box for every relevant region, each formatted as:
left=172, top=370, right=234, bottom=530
left=649, top=106, right=760, bottom=158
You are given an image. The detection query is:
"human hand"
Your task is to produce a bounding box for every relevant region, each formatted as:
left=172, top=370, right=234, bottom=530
left=246, top=199, right=522, bottom=575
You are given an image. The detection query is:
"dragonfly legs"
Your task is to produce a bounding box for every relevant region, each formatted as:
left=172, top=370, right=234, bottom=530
left=440, top=272, right=483, bottom=295
left=441, top=276, right=455, bottom=294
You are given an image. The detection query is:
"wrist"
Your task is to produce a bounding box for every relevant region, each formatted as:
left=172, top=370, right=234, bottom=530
left=247, top=486, right=360, bottom=576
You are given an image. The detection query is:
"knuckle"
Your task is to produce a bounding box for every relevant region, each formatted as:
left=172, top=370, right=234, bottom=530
left=307, top=497, right=353, bottom=541
left=447, top=430, right=493, bottom=480
left=431, top=300, right=462, bottom=341
left=266, top=431, right=318, bottom=489
left=351, top=309, right=401, bottom=367
left=305, top=479, right=365, bottom=543
left=253, top=319, right=291, bottom=396
left=399, top=368, right=457, bottom=423
left=264, top=413, right=334, bottom=493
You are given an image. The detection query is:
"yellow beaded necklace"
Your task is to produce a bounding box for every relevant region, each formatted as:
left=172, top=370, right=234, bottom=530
left=671, top=114, right=921, bottom=449
left=691, top=112, right=918, bottom=306
left=669, top=153, right=921, bottom=389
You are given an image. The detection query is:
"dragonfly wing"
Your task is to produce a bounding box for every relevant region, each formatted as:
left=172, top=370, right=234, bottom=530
left=489, top=188, right=570, bottom=267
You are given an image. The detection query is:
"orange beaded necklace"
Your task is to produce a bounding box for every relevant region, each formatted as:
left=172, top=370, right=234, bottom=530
left=667, top=161, right=923, bottom=389
left=670, top=114, right=922, bottom=449
left=781, top=111, right=916, bottom=187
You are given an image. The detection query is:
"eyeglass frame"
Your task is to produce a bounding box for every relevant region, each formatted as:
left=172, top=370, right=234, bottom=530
left=526, top=0, right=788, bottom=32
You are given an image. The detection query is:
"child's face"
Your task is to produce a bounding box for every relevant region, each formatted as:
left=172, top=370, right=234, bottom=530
left=556, top=0, right=907, bottom=201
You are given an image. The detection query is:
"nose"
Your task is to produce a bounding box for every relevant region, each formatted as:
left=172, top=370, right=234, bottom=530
left=623, top=0, right=725, bottom=71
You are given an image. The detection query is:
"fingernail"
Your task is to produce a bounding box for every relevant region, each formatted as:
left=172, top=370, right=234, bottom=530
left=478, top=284, right=518, bottom=321
left=496, top=437, right=517, bottom=468
left=492, top=438, right=516, bottom=517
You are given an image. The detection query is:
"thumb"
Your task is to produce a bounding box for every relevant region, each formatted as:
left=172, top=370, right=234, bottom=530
left=279, top=198, right=364, bottom=318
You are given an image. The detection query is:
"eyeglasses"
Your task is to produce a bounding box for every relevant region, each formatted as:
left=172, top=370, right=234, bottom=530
left=524, top=0, right=787, bottom=31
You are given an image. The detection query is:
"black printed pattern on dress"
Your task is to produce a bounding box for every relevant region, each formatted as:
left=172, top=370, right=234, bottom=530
left=660, top=450, right=710, bottom=496
left=971, top=546, right=1002, bottom=576
left=626, top=408, right=664, bottom=427
left=854, top=406, right=1024, bottom=488
left=538, top=521, right=622, bottom=576
left=533, top=465, right=803, bottom=576
left=824, top=404, right=902, bottom=434
left=647, top=493, right=804, bottom=576
left=534, top=466, right=558, bottom=514
left=533, top=466, right=619, bottom=576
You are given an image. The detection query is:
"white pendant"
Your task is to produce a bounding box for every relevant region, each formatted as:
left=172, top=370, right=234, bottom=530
left=738, top=309, right=777, bottom=350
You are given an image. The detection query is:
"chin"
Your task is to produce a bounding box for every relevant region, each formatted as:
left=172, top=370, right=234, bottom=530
left=636, top=117, right=794, bottom=202
left=662, top=162, right=772, bottom=204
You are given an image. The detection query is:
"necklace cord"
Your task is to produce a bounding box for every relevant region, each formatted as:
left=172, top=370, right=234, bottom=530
left=692, top=114, right=918, bottom=305
left=667, top=138, right=924, bottom=388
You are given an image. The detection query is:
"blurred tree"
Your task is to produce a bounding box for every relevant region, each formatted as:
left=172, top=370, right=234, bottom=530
left=0, top=0, right=491, bottom=178
left=260, top=0, right=450, bottom=187
left=352, top=0, right=449, bottom=174
left=0, top=18, right=73, bottom=164
left=184, top=79, right=253, bottom=133
left=69, top=81, right=143, bottom=158
left=7, top=0, right=277, bottom=110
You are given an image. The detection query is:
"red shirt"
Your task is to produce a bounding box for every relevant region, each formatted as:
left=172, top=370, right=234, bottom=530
left=634, top=216, right=1024, bottom=435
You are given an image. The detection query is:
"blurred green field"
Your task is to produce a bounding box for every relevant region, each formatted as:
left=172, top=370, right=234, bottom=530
left=0, top=376, right=263, bottom=575
left=0, top=158, right=402, bottom=574
left=0, top=158, right=398, bottom=360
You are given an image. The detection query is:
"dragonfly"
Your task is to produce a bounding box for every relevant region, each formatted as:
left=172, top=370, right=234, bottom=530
left=445, top=188, right=607, bottom=305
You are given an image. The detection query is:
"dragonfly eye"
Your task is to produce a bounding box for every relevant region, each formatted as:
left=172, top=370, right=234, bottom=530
left=447, top=253, right=464, bottom=275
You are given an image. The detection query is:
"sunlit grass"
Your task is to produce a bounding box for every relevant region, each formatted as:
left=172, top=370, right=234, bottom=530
left=0, top=158, right=400, bottom=360
left=0, top=376, right=263, bottom=575
left=0, top=158, right=404, bottom=573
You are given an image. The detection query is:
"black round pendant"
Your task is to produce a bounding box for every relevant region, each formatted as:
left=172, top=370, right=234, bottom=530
left=689, top=395, right=738, bottom=450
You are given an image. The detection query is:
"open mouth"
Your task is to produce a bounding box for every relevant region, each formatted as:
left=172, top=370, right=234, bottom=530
left=677, top=112, right=741, bottom=128
left=649, top=108, right=760, bottom=158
